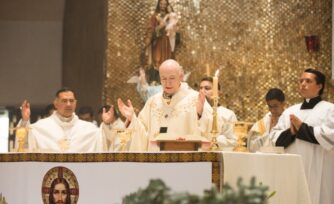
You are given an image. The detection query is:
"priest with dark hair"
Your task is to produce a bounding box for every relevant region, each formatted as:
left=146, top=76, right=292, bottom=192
left=17, top=88, right=115, bottom=152
left=270, top=68, right=334, bottom=204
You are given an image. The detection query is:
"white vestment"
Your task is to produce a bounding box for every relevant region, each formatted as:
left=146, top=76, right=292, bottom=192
left=248, top=112, right=277, bottom=151
left=106, top=118, right=126, bottom=151
left=270, top=101, right=334, bottom=204
left=128, top=83, right=212, bottom=151
left=20, top=112, right=109, bottom=153
left=250, top=112, right=272, bottom=136
left=215, top=106, right=238, bottom=148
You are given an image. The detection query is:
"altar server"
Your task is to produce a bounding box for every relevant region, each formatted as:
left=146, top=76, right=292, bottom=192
left=199, top=76, right=238, bottom=148
left=270, top=68, right=334, bottom=204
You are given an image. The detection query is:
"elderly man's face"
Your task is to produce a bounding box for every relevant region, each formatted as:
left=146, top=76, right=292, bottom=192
left=53, top=183, right=68, bottom=204
left=54, top=91, right=77, bottom=118
left=160, top=62, right=183, bottom=95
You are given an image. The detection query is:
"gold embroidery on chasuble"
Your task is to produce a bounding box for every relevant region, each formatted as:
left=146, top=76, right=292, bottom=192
left=150, top=101, right=165, bottom=124
left=150, top=95, right=197, bottom=123
left=58, top=138, right=70, bottom=151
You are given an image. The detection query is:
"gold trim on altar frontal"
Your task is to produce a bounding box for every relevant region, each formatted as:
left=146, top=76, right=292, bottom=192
left=0, top=152, right=223, bottom=189
left=105, top=0, right=333, bottom=123
left=0, top=152, right=220, bottom=162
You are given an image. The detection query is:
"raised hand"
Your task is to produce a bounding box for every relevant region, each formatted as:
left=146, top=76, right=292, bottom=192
left=117, top=98, right=134, bottom=121
left=101, top=105, right=115, bottom=125
left=196, top=91, right=206, bottom=118
left=20, top=100, right=31, bottom=122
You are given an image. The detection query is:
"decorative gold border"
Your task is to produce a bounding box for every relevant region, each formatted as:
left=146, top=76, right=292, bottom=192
left=0, top=152, right=223, bottom=189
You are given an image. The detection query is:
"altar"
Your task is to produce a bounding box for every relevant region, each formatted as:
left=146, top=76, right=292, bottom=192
left=0, top=151, right=311, bottom=204
left=0, top=152, right=221, bottom=204
left=222, top=151, right=311, bottom=204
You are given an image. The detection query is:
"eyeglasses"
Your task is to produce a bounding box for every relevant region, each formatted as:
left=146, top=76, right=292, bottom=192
left=58, top=99, right=76, bottom=104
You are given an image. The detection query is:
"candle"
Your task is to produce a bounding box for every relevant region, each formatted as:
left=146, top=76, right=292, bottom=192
left=206, top=64, right=210, bottom=76
left=212, top=76, right=218, bottom=97
left=212, top=69, right=220, bottom=98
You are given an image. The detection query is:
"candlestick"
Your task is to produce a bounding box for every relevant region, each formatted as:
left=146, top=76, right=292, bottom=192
left=210, top=68, right=222, bottom=151
left=210, top=95, right=219, bottom=151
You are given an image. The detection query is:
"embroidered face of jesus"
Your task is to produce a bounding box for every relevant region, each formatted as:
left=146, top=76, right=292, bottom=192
left=52, top=183, right=68, bottom=204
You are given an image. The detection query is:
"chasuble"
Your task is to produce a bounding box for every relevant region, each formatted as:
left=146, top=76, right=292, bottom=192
left=20, top=112, right=109, bottom=152
left=128, top=83, right=212, bottom=151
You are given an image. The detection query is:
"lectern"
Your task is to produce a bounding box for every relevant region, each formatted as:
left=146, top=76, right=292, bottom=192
left=159, top=140, right=202, bottom=151
left=155, top=134, right=209, bottom=151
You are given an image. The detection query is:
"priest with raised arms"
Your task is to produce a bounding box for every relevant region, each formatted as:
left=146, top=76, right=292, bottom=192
left=118, top=59, right=212, bottom=151
left=17, top=88, right=115, bottom=152
left=270, top=68, right=334, bottom=204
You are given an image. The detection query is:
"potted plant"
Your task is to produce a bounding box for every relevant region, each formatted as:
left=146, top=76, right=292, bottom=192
left=123, top=177, right=275, bottom=204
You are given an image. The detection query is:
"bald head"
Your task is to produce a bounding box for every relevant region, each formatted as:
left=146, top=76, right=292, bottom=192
left=159, top=59, right=184, bottom=94
left=159, top=59, right=183, bottom=75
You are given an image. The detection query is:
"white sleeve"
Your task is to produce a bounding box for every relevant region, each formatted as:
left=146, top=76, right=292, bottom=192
left=313, top=108, right=334, bottom=151
left=269, top=111, right=290, bottom=144
left=127, top=99, right=153, bottom=151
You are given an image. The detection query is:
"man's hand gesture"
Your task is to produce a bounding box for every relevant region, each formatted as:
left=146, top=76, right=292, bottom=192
left=196, top=91, right=206, bottom=119
left=289, top=114, right=302, bottom=135
left=117, top=98, right=134, bottom=122
left=101, top=106, right=115, bottom=125
left=20, top=100, right=31, bottom=122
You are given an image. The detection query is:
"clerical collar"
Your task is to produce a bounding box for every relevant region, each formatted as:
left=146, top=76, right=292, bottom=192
left=163, top=92, right=173, bottom=99
left=300, top=96, right=322, bottom=109
left=55, top=112, right=74, bottom=122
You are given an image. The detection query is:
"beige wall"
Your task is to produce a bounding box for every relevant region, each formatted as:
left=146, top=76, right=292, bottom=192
left=0, top=0, right=107, bottom=118
left=0, top=0, right=64, bottom=107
